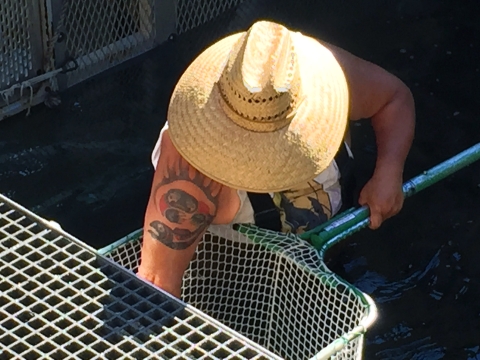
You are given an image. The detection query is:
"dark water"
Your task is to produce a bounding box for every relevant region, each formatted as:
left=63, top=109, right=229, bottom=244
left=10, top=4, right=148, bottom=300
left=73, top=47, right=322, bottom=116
left=1, top=0, right=480, bottom=358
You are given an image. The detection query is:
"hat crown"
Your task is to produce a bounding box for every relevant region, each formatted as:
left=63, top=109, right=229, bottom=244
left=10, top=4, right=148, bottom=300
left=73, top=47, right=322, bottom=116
left=218, top=21, right=301, bottom=132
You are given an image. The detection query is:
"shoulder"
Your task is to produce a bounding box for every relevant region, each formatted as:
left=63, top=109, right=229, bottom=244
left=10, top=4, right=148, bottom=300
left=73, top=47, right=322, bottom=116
left=312, top=37, right=411, bottom=120
left=153, top=129, right=240, bottom=224
left=154, top=129, right=221, bottom=205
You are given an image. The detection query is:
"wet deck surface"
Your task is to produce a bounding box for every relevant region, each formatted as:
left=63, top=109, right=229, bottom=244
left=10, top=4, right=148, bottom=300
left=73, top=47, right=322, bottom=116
left=1, top=0, right=480, bottom=358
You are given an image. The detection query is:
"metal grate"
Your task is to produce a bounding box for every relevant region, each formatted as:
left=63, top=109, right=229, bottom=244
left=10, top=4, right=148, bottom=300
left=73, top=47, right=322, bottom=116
left=0, top=194, right=281, bottom=360
left=61, top=0, right=156, bottom=87
left=175, top=0, right=245, bottom=34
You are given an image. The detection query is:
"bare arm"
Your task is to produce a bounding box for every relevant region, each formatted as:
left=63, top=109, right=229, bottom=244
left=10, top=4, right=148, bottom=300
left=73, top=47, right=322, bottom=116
left=323, top=41, right=415, bottom=228
left=325, top=42, right=415, bottom=176
left=138, top=130, right=223, bottom=297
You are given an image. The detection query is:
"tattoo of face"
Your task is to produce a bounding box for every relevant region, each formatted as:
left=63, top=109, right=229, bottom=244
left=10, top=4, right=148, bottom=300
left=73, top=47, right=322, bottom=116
left=160, top=189, right=210, bottom=226
left=148, top=220, right=205, bottom=250
left=149, top=159, right=220, bottom=250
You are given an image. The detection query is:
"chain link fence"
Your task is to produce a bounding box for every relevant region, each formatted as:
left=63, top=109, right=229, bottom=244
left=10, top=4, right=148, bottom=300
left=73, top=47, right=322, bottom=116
left=0, top=0, right=245, bottom=121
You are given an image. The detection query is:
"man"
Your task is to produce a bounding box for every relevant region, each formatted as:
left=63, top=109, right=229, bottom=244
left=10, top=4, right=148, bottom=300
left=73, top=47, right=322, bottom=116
left=138, top=20, right=415, bottom=297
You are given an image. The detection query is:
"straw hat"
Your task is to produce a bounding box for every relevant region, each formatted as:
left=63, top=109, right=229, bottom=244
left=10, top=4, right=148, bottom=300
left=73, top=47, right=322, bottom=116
left=167, top=20, right=350, bottom=193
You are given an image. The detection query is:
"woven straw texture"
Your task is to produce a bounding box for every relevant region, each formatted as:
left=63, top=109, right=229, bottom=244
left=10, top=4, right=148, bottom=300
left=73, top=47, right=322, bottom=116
left=167, top=21, right=349, bottom=192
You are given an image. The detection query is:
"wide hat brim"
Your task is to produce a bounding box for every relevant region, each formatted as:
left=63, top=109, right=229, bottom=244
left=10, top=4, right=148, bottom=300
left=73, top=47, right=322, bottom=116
left=167, top=30, right=350, bottom=193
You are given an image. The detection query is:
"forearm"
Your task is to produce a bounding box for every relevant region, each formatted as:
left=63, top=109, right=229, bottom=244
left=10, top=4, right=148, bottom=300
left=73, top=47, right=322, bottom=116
left=139, top=204, right=204, bottom=297
left=137, top=134, right=221, bottom=297
left=371, top=85, right=415, bottom=179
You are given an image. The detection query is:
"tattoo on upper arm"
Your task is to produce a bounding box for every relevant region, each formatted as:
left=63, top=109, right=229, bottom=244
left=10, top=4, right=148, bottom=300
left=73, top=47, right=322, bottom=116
left=148, top=159, right=221, bottom=250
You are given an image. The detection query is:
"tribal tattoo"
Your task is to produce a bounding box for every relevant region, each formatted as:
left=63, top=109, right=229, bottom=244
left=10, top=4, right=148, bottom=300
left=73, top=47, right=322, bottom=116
left=148, top=159, right=220, bottom=250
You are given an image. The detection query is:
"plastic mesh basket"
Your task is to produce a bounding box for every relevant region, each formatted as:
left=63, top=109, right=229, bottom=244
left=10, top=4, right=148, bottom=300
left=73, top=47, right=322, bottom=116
left=100, top=226, right=377, bottom=360
left=0, top=194, right=282, bottom=359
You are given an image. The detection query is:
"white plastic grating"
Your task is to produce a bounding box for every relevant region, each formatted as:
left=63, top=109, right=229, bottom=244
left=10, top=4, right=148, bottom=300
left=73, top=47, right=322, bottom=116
left=175, top=0, right=245, bottom=34
left=0, top=194, right=281, bottom=360
left=61, top=0, right=156, bottom=87
left=102, top=226, right=374, bottom=360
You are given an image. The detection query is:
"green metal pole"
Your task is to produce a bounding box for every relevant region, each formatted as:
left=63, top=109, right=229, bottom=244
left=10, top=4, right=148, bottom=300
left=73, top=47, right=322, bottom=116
left=302, top=142, right=480, bottom=250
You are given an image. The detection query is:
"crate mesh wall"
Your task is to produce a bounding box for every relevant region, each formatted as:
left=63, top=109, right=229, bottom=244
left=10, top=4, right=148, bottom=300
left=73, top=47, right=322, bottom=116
left=0, top=0, right=41, bottom=97
left=104, top=227, right=370, bottom=360
left=1, top=0, right=247, bottom=116
left=61, top=0, right=246, bottom=86
left=61, top=0, right=156, bottom=87
left=0, top=0, right=35, bottom=91
left=0, top=195, right=281, bottom=360
left=175, top=0, right=245, bottom=34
